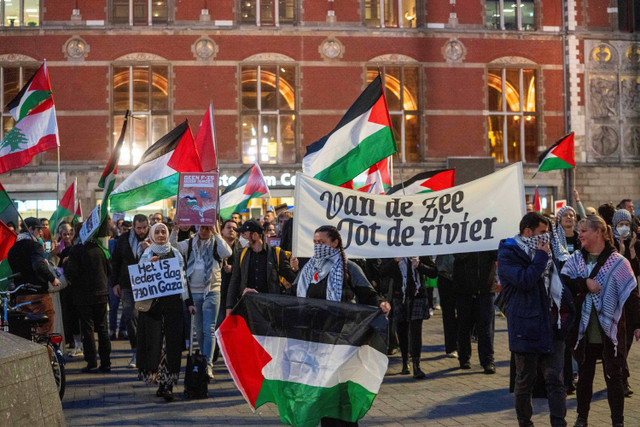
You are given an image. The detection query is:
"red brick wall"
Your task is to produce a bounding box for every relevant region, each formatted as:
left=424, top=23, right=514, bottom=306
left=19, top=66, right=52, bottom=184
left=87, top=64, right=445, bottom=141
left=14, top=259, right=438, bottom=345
left=426, top=68, right=485, bottom=110
left=426, top=115, right=486, bottom=158
left=333, top=0, right=360, bottom=23
left=56, top=116, right=110, bottom=161
left=49, top=66, right=108, bottom=111
left=174, top=66, right=237, bottom=111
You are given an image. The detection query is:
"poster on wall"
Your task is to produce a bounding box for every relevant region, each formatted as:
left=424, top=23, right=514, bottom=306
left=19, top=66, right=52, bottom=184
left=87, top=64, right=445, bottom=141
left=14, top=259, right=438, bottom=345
left=175, top=172, right=219, bottom=226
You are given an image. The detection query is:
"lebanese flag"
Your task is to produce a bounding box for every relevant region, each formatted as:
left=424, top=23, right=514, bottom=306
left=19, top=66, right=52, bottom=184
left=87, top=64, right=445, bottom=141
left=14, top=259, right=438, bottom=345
left=303, top=75, right=397, bottom=186
left=0, top=220, right=17, bottom=261
left=49, top=179, right=76, bottom=234
left=386, top=169, right=455, bottom=195
left=537, top=132, right=575, bottom=173
left=110, top=121, right=198, bottom=212
left=194, top=103, right=217, bottom=171
left=216, top=293, right=388, bottom=427
left=219, top=164, right=268, bottom=220
left=0, top=97, right=59, bottom=174
left=7, top=62, right=52, bottom=122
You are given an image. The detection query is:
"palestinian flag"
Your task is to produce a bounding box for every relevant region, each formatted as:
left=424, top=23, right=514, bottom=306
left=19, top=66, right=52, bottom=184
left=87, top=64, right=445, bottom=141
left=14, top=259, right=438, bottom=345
left=109, top=121, right=198, bottom=213
left=194, top=103, right=217, bottom=172
left=352, top=156, right=392, bottom=195
left=0, top=220, right=17, bottom=261
left=216, top=293, right=388, bottom=427
left=536, top=132, right=575, bottom=174
left=387, top=169, right=455, bottom=195
left=49, top=180, right=76, bottom=234
left=302, top=75, right=397, bottom=186
left=219, top=164, right=268, bottom=220
left=0, top=182, right=19, bottom=229
left=99, top=111, right=129, bottom=220
left=72, top=202, right=82, bottom=225
left=7, top=62, right=52, bottom=122
left=0, top=97, right=59, bottom=174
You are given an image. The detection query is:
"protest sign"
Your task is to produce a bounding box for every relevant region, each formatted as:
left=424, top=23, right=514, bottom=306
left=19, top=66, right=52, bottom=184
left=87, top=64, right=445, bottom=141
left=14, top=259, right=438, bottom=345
left=554, top=199, right=566, bottom=214
left=128, top=257, right=184, bottom=302
left=80, top=205, right=101, bottom=243
left=175, top=172, right=219, bottom=226
left=292, top=162, right=525, bottom=258
left=267, top=237, right=281, bottom=247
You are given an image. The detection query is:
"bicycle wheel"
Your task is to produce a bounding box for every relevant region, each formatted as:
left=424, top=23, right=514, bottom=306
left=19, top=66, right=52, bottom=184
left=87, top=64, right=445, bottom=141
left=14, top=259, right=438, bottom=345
left=46, top=343, right=66, bottom=399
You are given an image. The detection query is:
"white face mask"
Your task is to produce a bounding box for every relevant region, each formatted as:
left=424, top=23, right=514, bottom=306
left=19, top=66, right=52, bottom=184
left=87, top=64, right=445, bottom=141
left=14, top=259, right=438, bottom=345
left=617, top=225, right=631, bottom=239
left=239, top=236, right=250, bottom=248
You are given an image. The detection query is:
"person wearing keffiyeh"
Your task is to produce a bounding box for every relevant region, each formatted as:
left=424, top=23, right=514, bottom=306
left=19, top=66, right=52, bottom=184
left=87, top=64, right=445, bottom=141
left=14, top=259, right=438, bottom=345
left=379, top=255, right=437, bottom=379
left=561, top=215, right=640, bottom=427
left=498, top=212, right=576, bottom=427
left=136, top=222, right=195, bottom=402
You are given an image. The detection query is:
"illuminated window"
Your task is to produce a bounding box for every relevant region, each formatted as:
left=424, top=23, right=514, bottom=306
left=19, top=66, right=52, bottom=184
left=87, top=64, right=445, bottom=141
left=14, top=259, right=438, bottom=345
left=366, top=66, right=420, bottom=163
left=240, top=64, right=297, bottom=164
left=1, top=0, right=40, bottom=27
left=112, top=0, right=169, bottom=25
left=112, top=65, right=170, bottom=165
left=485, top=0, right=535, bottom=31
left=239, top=0, right=295, bottom=26
left=364, top=0, right=417, bottom=28
left=487, top=68, right=538, bottom=163
left=1, top=64, right=38, bottom=141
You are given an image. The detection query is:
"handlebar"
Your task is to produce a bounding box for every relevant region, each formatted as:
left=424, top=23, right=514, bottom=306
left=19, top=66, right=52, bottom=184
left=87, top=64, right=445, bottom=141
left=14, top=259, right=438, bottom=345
left=0, top=273, right=21, bottom=282
left=0, top=283, right=39, bottom=296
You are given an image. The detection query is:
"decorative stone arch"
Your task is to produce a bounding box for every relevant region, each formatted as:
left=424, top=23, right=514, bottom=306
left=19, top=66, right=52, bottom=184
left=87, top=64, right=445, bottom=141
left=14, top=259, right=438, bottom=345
left=488, top=56, right=537, bottom=66
left=242, top=53, right=296, bottom=63
left=113, top=53, right=168, bottom=62
left=368, top=54, right=419, bottom=64
left=0, top=54, right=38, bottom=63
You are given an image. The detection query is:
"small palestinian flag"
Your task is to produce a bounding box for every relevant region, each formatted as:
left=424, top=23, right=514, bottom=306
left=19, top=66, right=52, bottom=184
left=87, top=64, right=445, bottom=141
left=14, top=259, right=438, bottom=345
left=536, top=132, right=575, bottom=174
left=0, top=181, right=19, bottom=229
left=7, top=62, right=52, bottom=122
left=386, top=169, right=455, bottom=195
left=219, top=164, right=268, bottom=220
left=49, top=180, right=76, bottom=234
left=216, top=293, right=388, bottom=427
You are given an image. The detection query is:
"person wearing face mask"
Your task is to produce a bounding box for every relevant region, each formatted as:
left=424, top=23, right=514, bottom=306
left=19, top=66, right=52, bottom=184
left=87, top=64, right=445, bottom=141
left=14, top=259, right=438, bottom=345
left=225, top=220, right=297, bottom=315
left=611, top=208, right=640, bottom=398
left=498, top=212, right=576, bottom=427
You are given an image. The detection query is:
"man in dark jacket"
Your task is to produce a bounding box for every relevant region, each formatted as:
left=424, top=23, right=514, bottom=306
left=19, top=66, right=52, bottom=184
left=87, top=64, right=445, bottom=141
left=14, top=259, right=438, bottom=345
left=498, top=212, right=573, bottom=427
left=226, top=220, right=297, bottom=314
left=110, top=214, right=149, bottom=367
left=453, top=250, right=498, bottom=373
left=66, top=238, right=112, bottom=373
left=8, top=217, right=60, bottom=334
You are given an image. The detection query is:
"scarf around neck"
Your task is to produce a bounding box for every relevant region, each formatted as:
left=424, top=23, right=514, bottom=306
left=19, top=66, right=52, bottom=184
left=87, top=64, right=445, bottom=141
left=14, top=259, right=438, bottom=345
left=398, top=258, right=419, bottom=302
left=128, top=230, right=146, bottom=260
left=148, top=223, right=171, bottom=255
left=186, top=235, right=215, bottom=285
left=297, top=244, right=344, bottom=302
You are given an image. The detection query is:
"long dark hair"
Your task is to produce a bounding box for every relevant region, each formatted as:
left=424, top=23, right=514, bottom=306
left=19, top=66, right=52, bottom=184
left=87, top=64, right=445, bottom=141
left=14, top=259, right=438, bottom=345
left=315, top=225, right=349, bottom=281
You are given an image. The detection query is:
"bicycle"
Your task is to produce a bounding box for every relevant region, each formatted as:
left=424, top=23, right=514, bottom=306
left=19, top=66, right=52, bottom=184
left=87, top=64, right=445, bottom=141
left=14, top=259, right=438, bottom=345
left=1, top=273, right=66, bottom=399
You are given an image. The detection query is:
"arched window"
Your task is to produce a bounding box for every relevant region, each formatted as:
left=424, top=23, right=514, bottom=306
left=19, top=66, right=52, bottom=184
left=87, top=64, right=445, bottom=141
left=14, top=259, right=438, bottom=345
left=240, top=63, right=297, bottom=164
left=112, top=63, right=170, bottom=165
left=487, top=67, right=538, bottom=163
left=365, top=65, right=420, bottom=163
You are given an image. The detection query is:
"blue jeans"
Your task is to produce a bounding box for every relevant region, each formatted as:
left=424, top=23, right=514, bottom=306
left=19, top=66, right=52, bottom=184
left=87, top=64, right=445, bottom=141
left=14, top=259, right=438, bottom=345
left=192, top=290, right=220, bottom=368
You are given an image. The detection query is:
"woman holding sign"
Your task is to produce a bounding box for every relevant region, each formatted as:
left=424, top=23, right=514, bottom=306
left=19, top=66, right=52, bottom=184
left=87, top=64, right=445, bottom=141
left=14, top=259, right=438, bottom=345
left=136, top=222, right=195, bottom=402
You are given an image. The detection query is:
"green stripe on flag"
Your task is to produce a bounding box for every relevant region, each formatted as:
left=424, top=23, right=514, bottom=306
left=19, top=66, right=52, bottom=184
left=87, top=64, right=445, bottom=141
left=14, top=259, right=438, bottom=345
left=538, top=156, right=574, bottom=172
left=255, top=379, right=377, bottom=427
left=313, top=127, right=396, bottom=186
left=109, top=173, right=179, bottom=213
left=17, top=91, right=51, bottom=122
left=220, top=192, right=264, bottom=220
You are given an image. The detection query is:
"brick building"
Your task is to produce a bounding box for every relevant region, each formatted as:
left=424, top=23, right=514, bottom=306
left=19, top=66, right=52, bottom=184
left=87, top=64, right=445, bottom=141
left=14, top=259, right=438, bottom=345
left=0, top=0, right=638, bottom=219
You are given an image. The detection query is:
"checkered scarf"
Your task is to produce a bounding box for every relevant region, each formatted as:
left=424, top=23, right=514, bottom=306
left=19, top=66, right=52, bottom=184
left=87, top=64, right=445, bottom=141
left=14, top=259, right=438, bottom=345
left=398, top=258, right=419, bottom=303
left=552, top=206, right=576, bottom=262
left=296, top=244, right=343, bottom=302
left=185, top=235, right=214, bottom=285
left=515, top=233, right=561, bottom=312
left=561, top=249, right=637, bottom=355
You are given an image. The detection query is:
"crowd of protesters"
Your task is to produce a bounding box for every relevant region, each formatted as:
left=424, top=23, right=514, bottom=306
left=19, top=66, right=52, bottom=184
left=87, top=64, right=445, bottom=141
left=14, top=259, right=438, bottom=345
left=5, top=191, right=640, bottom=426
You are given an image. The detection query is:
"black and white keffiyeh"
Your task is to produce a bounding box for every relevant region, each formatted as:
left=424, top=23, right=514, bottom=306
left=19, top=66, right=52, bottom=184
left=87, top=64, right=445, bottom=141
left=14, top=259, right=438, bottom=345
left=296, top=244, right=343, bottom=302
left=398, top=258, right=419, bottom=302
left=129, top=229, right=146, bottom=261
left=185, top=235, right=214, bottom=284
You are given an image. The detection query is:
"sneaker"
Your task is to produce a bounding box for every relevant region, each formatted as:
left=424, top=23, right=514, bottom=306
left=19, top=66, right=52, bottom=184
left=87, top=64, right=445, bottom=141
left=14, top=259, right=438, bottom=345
left=446, top=351, right=458, bottom=359
left=573, top=418, right=588, bottom=427
left=206, top=365, right=215, bottom=380
left=428, top=308, right=434, bottom=316
left=128, top=353, right=137, bottom=369
left=81, top=366, right=98, bottom=374
left=98, top=365, right=111, bottom=373
left=483, top=363, right=496, bottom=374
left=460, top=361, right=471, bottom=370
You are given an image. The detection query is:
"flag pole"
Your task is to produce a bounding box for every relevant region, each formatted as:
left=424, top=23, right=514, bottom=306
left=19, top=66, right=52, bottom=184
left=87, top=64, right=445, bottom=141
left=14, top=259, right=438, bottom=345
left=56, top=146, right=60, bottom=205
left=210, top=101, right=221, bottom=224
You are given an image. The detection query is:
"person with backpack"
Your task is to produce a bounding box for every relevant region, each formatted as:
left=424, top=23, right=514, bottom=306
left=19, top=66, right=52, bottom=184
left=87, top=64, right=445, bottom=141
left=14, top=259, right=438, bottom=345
left=170, top=224, right=231, bottom=380
left=225, top=220, right=297, bottom=314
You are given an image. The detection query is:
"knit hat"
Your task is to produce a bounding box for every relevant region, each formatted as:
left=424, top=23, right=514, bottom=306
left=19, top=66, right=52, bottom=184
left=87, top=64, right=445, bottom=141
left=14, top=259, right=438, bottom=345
left=612, top=209, right=632, bottom=227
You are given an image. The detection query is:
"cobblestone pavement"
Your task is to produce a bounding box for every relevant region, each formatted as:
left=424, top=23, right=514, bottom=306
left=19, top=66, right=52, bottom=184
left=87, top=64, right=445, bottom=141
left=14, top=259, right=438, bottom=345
left=62, top=310, right=640, bottom=426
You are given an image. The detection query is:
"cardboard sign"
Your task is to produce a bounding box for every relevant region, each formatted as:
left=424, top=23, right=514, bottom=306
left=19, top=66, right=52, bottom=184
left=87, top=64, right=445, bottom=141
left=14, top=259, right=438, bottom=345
left=175, top=172, right=219, bottom=226
left=79, top=205, right=101, bottom=243
left=293, top=163, right=526, bottom=258
left=128, top=257, right=184, bottom=302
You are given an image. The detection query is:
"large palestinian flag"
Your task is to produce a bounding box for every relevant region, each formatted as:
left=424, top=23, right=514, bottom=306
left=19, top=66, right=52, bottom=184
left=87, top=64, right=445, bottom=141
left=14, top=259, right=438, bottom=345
left=216, top=293, right=389, bottom=427
left=387, top=169, right=455, bottom=195
left=302, top=75, right=397, bottom=186
left=219, top=164, right=268, bottom=220
left=536, top=132, right=575, bottom=173
left=109, top=120, right=199, bottom=212
left=7, top=62, right=52, bottom=122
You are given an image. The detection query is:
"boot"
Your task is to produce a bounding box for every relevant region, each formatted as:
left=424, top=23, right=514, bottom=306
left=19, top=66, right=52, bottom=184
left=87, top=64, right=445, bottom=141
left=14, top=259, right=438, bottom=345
left=400, top=357, right=410, bottom=375
left=162, top=384, right=174, bottom=402
left=412, top=359, right=426, bottom=380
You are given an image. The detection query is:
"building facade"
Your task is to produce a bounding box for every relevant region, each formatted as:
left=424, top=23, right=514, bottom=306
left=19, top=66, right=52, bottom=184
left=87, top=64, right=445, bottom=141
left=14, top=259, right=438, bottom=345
left=0, top=0, right=638, bottom=219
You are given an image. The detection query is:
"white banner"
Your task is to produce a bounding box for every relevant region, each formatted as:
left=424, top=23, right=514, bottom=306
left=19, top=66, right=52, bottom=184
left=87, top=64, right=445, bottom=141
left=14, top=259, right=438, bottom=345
left=128, top=257, right=185, bottom=302
left=292, top=163, right=526, bottom=258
